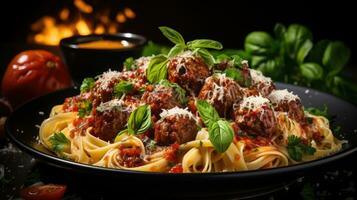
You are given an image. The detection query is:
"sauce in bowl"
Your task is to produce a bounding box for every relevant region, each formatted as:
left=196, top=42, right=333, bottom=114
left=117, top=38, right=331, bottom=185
left=77, top=40, right=134, bottom=49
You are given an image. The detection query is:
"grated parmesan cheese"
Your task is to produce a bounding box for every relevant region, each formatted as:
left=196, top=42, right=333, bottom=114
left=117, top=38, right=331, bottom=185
left=250, top=69, right=272, bottom=84
left=159, top=106, right=195, bottom=120
left=239, top=95, right=270, bottom=110
left=268, top=89, right=300, bottom=104
left=135, top=56, right=153, bottom=71
left=96, top=70, right=122, bottom=90
left=96, top=99, right=125, bottom=112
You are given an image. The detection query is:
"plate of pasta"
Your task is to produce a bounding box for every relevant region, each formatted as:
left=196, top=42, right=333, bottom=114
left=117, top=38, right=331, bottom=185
left=5, top=27, right=357, bottom=197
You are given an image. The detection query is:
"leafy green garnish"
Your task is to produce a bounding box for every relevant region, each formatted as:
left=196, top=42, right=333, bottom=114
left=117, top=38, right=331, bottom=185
left=142, top=41, right=170, bottom=56
left=114, top=80, right=134, bottom=97
left=209, top=120, right=234, bottom=153
left=80, top=78, right=95, bottom=93
left=196, top=99, right=220, bottom=127
left=159, top=26, right=185, bottom=45
left=146, top=55, right=169, bottom=84
left=49, top=132, right=70, bottom=153
left=78, top=100, right=92, bottom=118
left=127, top=105, right=153, bottom=135
left=224, top=68, right=244, bottom=83
left=158, top=26, right=222, bottom=65
left=305, top=105, right=328, bottom=118
left=287, top=135, right=316, bottom=161
left=124, top=57, right=137, bottom=71
left=187, top=39, right=223, bottom=50
left=237, top=23, right=356, bottom=104
left=159, top=79, right=188, bottom=105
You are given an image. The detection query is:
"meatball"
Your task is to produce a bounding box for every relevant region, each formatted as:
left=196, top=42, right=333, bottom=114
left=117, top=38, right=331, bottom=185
left=249, top=69, right=275, bottom=97
left=268, top=89, right=305, bottom=123
left=198, top=74, right=242, bottom=117
left=141, top=84, right=182, bottom=116
left=91, top=70, right=124, bottom=104
left=91, top=99, right=131, bottom=141
left=168, top=51, right=211, bottom=95
left=233, top=96, right=277, bottom=137
left=154, top=107, right=198, bottom=145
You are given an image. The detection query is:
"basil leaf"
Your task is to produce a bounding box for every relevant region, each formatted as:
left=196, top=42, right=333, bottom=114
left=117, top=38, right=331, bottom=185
left=224, top=68, right=243, bottom=83
left=49, top=132, right=70, bottom=153
left=274, top=23, right=286, bottom=40
left=245, top=31, right=274, bottom=55
left=299, top=62, right=323, bottom=80
left=187, top=39, right=223, bottom=50
left=256, top=57, right=284, bottom=79
left=306, top=40, right=330, bottom=64
left=146, top=55, right=169, bottom=84
left=215, top=54, right=231, bottom=64
left=322, top=41, right=351, bottom=76
left=80, top=77, right=95, bottom=93
left=127, top=105, right=152, bottom=135
left=159, top=26, right=185, bottom=45
left=168, top=43, right=186, bottom=58
left=284, top=24, right=312, bottom=59
left=114, top=80, right=134, bottom=97
left=297, top=39, right=313, bottom=64
left=124, top=57, right=137, bottom=71
left=196, top=99, right=220, bottom=127
left=196, top=48, right=215, bottom=67
left=209, top=120, right=234, bottom=153
left=159, top=79, right=188, bottom=105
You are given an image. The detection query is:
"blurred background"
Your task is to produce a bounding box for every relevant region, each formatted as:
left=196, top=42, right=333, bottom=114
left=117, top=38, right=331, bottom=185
left=0, top=0, right=356, bottom=95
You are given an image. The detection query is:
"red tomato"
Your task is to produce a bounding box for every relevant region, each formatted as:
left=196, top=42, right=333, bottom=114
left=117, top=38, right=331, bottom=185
left=20, top=184, right=67, bottom=200
left=1, top=50, right=72, bottom=107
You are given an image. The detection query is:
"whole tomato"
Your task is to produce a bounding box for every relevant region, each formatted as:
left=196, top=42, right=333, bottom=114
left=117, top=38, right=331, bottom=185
left=20, top=184, right=67, bottom=200
left=1, top=50, right=73, bottom=107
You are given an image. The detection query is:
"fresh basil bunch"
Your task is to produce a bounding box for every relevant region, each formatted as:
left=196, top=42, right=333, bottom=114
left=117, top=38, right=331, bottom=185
left=196, top=99, right=234, bottom=153
left=240, top=23, right=356, bottom=104
left=146, top=26, right=223, bottom=84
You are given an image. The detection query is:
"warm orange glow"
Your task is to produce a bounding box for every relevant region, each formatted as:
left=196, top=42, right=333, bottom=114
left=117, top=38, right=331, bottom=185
left=29, top=2, right=136, bottom=46
left=124, top=8, right=136, bottom=19
left=74, top=0, right=93, bottom=14
left=59, top=8, right=70, bottom=21
left=116, top=12, right=126, bottom=23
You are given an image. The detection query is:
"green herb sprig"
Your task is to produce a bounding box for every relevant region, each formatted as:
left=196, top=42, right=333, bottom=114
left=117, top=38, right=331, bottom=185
left=287, top=135, right=316, bottom=161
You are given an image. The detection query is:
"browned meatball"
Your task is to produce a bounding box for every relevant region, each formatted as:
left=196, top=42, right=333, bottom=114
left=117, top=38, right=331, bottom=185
left=168, top=52, right=211, bottom=95
left=141, top=85, right=182, bottom=116
left=198, top=74, right=242, bottom=117
left=249, top=69, right=275, bottom=97
left=233, top=96, right=277, bottom=137
left=91, top=70, right=124, bottom=104
left=154, top=108, right=198, bottom=145
left=91, top=99, right=131, bottom=141
left=268, top=89, right=305, bottom=123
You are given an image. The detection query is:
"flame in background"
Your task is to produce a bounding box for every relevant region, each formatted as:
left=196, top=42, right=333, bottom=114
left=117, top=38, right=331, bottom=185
left=29, top=0, right=136, bottom=46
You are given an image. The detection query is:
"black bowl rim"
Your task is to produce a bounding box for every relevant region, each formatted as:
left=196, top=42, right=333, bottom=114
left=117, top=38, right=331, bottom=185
left=60, top=33, right=147, bottom=52
left=5, top=83, right=357, bottom=179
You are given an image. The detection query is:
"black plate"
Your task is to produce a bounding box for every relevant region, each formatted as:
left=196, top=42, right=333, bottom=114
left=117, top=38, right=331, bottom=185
left=5, top=83, right=357, bottom=198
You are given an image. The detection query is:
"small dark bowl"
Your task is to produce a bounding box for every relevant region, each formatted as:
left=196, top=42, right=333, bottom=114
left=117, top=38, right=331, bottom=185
left=60, top=33, right=147, bottom=84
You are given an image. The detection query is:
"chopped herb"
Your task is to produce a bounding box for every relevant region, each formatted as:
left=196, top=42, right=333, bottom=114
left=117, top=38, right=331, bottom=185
left=287, top=135, right=316, bottom=161
left=114, top=80, right=134, bottom=98
left=146, top=140, right=157, bottom=150
left=80, top=77, right=95, bottom=93
left=78, top=100, right=92, bottom=118
left=305, top=104, right=328, bottom=118
left=124, top=57, right=137, bottom=71
left=306, top=117, right=313, bottom=124
left=49, top=132, right=70, bottom=153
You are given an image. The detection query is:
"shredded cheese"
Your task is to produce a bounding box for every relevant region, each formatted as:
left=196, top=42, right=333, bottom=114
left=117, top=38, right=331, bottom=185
left=268, top=89, right=300, bottom=104
left=96, top=70, right=122, bottom=90
left=250, top=69, right=272, bottom=84
left=160, top=106, right=195, bottom=120
left=96, top=99, right=125, bottom=112
left=135, top=56, right=153, bottom=71
left=239, top=95, right=270, bottom=110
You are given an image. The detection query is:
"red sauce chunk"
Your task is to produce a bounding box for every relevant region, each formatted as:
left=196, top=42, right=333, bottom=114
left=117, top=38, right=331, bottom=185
left=169, top=164, right=183, bottom=173
left=164, top=143, right=180, bottom=162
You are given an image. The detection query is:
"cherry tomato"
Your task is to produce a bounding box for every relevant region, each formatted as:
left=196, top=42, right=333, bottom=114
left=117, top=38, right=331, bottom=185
left=20, top=184, right=67, bottom=200
left=1, top=50, right=72, bottom=107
